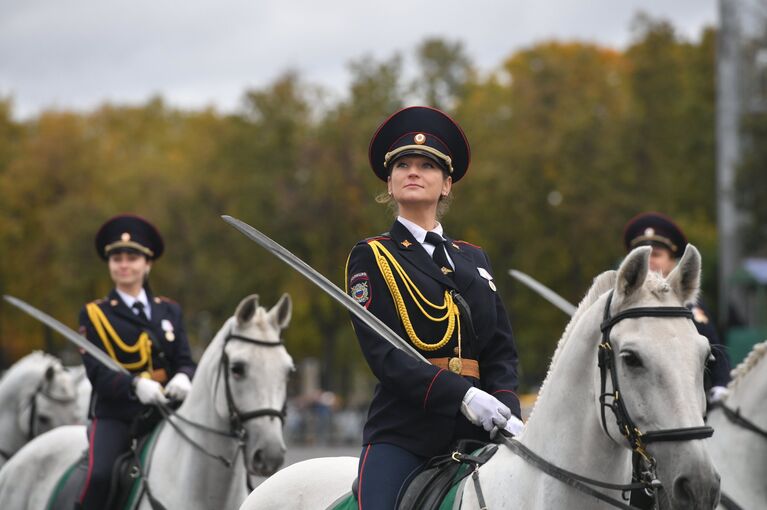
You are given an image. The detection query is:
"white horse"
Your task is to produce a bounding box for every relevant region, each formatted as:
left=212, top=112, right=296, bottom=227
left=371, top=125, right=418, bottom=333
left=707, top=340, right=767, bottom=509
left=241, top=246, right=720, bottom=510
left=0, top=351, right=79, bottom=468
left=0, top=293, right=295, bottom=510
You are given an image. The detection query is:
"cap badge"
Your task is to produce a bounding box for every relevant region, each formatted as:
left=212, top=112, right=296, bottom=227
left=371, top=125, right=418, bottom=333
left=414, top=133, right=426, bottom=145
left=644, top=228, right=655, bottom=237
left=121, top=232, right=131, bottom=241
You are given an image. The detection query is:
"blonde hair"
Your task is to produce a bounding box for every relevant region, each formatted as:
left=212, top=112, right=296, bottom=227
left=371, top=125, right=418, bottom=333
left=375, top=190, right=453, bottom=220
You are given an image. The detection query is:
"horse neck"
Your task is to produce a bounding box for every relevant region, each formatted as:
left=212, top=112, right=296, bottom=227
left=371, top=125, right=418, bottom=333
left=0, top=362, right=41, bottom=455
left=520, top=296, right=631, bottom=481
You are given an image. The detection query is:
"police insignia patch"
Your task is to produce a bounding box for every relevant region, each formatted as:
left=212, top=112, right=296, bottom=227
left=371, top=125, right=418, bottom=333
left=349, top=272, right=371, bottom=307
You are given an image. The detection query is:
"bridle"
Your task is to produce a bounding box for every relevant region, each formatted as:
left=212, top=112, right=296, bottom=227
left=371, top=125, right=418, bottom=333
left=501, top=290, right=715, bottom=510
left=219, top=331, right=287, bottom=435
left=598, top=290, right=714, bottom=465
left=150, top=327, right=288, bottom=490
left=26, top=367, right=78, bottom=440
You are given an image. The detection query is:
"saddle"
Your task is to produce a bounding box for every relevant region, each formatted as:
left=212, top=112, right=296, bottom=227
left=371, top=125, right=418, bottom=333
left=331, top=440, right=498, bottom=510
left=46, top=407, right=164, bottom=510
left=396, top=440, right=497, bottom=510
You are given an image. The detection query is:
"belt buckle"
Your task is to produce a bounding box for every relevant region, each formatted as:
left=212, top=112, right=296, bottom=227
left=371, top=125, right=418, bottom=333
left=448, top=357, right=462, bottom=374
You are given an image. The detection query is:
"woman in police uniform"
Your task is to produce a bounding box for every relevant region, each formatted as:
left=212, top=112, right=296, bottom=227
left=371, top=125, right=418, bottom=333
left=77, top=214, right=196, bottom=510
left=346, top=107, right=523, bottom=510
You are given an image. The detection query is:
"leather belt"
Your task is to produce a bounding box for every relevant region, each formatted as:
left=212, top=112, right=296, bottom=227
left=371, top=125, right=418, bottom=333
left=428, top=357, right=480, bottom=379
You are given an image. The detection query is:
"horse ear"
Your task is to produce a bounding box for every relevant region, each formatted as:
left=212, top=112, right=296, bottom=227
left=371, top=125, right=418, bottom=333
left=666, top=244, right=701, bottom=305
left=235, top=294, right=259, bottom=325
left=615, top=246, right=651, bottom=301
left=270, top=293, right=292, bottom=330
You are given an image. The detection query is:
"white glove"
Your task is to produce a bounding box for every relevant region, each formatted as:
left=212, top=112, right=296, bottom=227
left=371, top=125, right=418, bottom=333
left=460, top=387, right=511, bottom=432
left=504, top=414, right=525, bottom=436
left=708, top=386, right=729, bottom=404
left=134, top=377, right=169, bottom=405
left=164, top=373, right=192, bottom=401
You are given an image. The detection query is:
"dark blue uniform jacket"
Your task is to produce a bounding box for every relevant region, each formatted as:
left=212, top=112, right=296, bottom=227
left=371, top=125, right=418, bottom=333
left=346, top=220, right=521, bottom=458
left=79, top=288, right=196, bottom=421
left=691, top=298, right=731, bottom=389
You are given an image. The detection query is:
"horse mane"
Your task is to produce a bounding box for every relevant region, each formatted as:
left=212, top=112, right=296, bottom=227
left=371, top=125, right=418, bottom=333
left=727, top=339, right=767, bottom=391
left=527, top=270, right=616, bottom=421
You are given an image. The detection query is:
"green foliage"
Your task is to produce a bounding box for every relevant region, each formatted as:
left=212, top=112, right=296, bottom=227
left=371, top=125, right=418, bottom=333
left=0, top=19, right=731, bottom=392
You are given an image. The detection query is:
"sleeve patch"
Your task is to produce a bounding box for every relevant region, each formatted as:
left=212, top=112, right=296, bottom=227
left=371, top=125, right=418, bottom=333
left=349, top=273, right=371, bottom=306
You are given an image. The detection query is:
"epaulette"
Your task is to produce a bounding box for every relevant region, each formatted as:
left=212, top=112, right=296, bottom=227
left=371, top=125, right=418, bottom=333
left=154, top=296, right=178, bottom=305
left=453, top=240, right=482, bottom=250
left=359, top=232, right=391, bottom=245
left=89, top=297, right=107, bottom=305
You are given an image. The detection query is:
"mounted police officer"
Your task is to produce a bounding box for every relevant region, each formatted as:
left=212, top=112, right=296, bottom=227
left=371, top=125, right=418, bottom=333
left=346, top=106, right=523, bottom=510
left=623, top=212, right=731, bottom=403
left=76, top=214, right=196, bottom=510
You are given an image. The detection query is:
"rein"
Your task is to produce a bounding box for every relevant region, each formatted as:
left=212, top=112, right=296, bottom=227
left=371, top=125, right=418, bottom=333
left=710, top=402, right=767, bottom=440
left=499, top=291, right=714, bottom=510
left=709, top=402, right=767, bottom=510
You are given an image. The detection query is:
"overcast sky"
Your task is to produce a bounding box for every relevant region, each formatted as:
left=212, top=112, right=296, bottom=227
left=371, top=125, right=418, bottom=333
left=0, top=1, right=718, bottom=119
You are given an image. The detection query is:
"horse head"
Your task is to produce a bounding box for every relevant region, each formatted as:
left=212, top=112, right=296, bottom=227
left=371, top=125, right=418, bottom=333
left=15, top=354, right=79, bottom=439
left=210, top=293, right=294, bottom=477
left=599, top=245, right=720, bottom=509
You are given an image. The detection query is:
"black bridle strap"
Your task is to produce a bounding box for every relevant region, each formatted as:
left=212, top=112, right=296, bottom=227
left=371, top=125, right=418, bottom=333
left=500, top=435, right=648, bottom=510
left=641, top=427, right=714, bottom=443
left=712, top=402, right=767, bottom=440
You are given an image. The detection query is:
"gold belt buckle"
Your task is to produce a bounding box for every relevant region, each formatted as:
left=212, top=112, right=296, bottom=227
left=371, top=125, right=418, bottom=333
left=448, top=357, right=462, bottom=374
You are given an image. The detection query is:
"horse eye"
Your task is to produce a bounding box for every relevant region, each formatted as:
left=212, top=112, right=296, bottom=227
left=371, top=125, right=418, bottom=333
left=231, top=363, right=247, bottom=378
left=621, top=351, right=643, bottom=368
left=38, top=415, right=52, bottom=426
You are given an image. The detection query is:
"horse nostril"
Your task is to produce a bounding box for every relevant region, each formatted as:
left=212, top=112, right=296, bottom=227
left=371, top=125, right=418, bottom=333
left=673, top=476, right=694, bottom=505
left=252, top=449, right=263, bottom=468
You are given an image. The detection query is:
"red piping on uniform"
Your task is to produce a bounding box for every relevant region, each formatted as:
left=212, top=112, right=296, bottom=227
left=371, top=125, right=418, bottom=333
left=358, top=444, right=372, bottom=509
left=454, top=240, right=482, bottom=249
left=79, top=418, right=99, bottom=503
left=423, top=369, right=446, bottom=409
left=492, top=389, right=518, bottom=399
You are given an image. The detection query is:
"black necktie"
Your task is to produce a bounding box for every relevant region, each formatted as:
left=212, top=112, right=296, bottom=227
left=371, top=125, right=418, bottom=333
left=132, top=301, right=149, bottom=321
left=424, top=232, right=453, bottom=279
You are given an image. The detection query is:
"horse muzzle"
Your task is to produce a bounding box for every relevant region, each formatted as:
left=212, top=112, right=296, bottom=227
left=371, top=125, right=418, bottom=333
left=249, top=441, right=286, bottom=476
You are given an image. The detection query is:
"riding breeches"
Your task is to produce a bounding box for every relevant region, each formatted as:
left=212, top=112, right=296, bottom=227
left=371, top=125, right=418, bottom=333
left=357, top=443, right=427, bottom=510
left=79, top=418, right=131, bottom=509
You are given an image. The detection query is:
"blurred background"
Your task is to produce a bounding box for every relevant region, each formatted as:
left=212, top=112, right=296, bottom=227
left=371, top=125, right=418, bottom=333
left=1, top=0, right=765, bottom=446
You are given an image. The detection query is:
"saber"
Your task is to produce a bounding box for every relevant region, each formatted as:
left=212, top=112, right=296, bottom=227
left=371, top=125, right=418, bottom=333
left=222, top=215, right=428, bottom=363
left=3, top=295, right=129, bottom=374
left=508, top=269, right=576, bottom=316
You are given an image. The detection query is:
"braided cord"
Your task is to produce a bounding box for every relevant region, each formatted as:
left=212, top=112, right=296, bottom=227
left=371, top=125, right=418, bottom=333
left=368, top=241, right=458, bottom=351
left=85, top=303, right=153, bottom=371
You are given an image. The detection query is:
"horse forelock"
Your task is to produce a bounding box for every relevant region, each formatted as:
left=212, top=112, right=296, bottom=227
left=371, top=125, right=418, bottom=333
left=528, top=270, right=616, bottom=422
left=727, top=340, right=767, bottom=392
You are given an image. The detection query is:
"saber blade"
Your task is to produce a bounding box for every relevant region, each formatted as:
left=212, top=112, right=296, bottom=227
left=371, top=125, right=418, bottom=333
left=507, top=269, right=576, bottom=316
left=3, top=295, right=129, bottom=374
left=221, top=215, right=428, bottom=363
